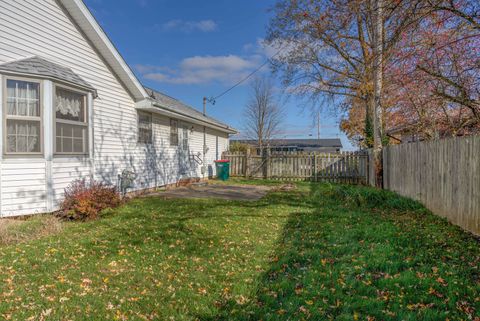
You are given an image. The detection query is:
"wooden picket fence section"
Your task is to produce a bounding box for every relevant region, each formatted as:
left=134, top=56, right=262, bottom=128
left=222, top=151, right=369, bottom=184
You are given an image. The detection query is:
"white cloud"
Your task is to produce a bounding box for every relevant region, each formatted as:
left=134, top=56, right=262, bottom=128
left=134, top=39, right=282, bottom=86
left=134, top=64, right=174, bottom=74
left=137, top=55, right=261, bottom=85
left=181, top=55, right=255, bottom=71
left=161, top=19, right=218, bottom=33
left=243, top=38, right=279, bottom=58
left=243, top=38, right=300, bottom=63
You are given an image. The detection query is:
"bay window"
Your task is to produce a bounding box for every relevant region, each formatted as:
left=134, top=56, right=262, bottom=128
left=55, top=86, right=88, bottom=155
left=5, top=79, right=42, bottom=154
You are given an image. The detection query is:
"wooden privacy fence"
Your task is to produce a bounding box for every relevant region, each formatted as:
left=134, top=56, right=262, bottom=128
left=222, top=151, right=369, bottom=184
left=383, top=135, right=480, bottom=236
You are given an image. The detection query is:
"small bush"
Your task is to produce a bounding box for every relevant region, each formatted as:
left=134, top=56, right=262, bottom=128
left=58, top=179, right=121, bottom=221
left=229, top=142, right=250, bottom=153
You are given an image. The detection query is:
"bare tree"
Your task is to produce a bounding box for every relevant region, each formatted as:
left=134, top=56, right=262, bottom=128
left=427, top=0, right=480, bottom=30
left=243, top=77, right=284, bottom=152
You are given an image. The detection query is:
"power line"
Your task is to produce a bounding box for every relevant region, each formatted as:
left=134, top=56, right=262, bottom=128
left=208, top=51, right=281, bottom=104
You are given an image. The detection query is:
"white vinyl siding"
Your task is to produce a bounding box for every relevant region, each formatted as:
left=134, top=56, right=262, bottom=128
left=0, top=160, right=46, bottom=216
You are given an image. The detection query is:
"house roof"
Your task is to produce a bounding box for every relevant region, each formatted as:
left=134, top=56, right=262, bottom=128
left=145, top=87, right=237, bottom=134
left=0, top=56, right=96, bottom=93
left=233, top=138, right=343, bottom=148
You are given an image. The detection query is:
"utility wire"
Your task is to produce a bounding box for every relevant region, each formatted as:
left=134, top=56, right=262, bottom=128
left=209, top=51, right=281, bottom=104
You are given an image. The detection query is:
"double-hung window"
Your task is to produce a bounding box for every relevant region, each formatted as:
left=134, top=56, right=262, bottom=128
left=55, top=86, right=88, bottom=155
left=170, top=119, right=178, bottom=146
left=5, top=79, right=42, bottom=154
left=182, top=126, right=189, bottom=151
left=138, top=111, right=152, bottom=144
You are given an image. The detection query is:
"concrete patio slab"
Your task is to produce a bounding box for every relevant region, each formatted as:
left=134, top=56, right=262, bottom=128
left=149, top=184, right=271, bottom=201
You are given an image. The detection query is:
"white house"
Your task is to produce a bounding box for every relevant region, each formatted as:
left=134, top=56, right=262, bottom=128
left=0, top=0, right=236, bottom=217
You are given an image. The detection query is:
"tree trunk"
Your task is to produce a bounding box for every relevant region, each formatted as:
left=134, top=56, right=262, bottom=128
left=365, top=93, right=374, bottom=148
left=373, top=0, right=384, bottom=188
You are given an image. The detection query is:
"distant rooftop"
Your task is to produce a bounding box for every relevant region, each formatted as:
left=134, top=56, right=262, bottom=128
left=233, top=138, right=343, bottom=148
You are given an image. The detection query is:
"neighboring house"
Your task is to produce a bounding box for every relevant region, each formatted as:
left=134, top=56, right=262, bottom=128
left=386, top=124, right=424, bottom=144
left=233, top=139, right=343, bottom=154
left=386, top=123, right=479, bottom=144
left=0, top=0, right=236, bottom=217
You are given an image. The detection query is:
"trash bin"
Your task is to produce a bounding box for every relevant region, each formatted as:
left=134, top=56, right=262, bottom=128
left=214, top=160, right=230, bottom=181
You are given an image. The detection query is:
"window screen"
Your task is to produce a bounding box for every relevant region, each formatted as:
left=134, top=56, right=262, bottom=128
left=170, top=119, right=178, bottom=146
left=138, top=111, right=153, bottom=144
left=55, top=87, right=88, bottom=154
left=5, top=79, right=41, bottom=153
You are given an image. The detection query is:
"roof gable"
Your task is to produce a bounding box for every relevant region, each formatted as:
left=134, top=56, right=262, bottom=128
left=59, top=0, right=147, bottom=101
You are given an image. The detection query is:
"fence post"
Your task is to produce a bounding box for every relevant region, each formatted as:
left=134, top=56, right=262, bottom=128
left=313, top=154, right=317, bottom=182
left=245, top=149, right=251, bottom=178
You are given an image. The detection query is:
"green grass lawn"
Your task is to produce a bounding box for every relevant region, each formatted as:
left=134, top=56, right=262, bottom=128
left=0, top=181, right=478, bottom=320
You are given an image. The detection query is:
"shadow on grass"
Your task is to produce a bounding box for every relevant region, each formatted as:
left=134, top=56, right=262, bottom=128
left=197, top=183, right=480, bottom=321
left=83, top=188, right=313, bottom=264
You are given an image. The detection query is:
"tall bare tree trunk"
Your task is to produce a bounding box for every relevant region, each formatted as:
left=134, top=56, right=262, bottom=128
left=373, top=0, right=384, bottom=188
left=365, top=93, right=374, bottom=148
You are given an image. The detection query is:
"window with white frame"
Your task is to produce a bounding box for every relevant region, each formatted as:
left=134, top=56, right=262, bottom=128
left=138, top=111, right=152, bottom=144
left=55, top=86, right=88, bottom=154
left=5, top=79, right=42, bottom=154
left=182, top=125, right=189, bottom=151
left=170, top=119, right=178, bottom=146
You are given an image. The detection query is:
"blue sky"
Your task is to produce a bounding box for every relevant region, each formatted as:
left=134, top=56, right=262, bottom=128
left=84, top=0, right=354, bottom=150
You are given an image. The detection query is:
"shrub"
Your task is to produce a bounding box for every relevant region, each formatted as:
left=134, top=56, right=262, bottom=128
left=58, top=179, right=121, bottom=221
left=229, top=142, right=250, bottom=153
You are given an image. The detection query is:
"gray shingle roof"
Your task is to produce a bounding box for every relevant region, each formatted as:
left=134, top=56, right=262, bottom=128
left=0, top=56, right=95, bottom=92
left=233, top=138, right=343, bottom=148
left=145, top=87, right=236, bottom=132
